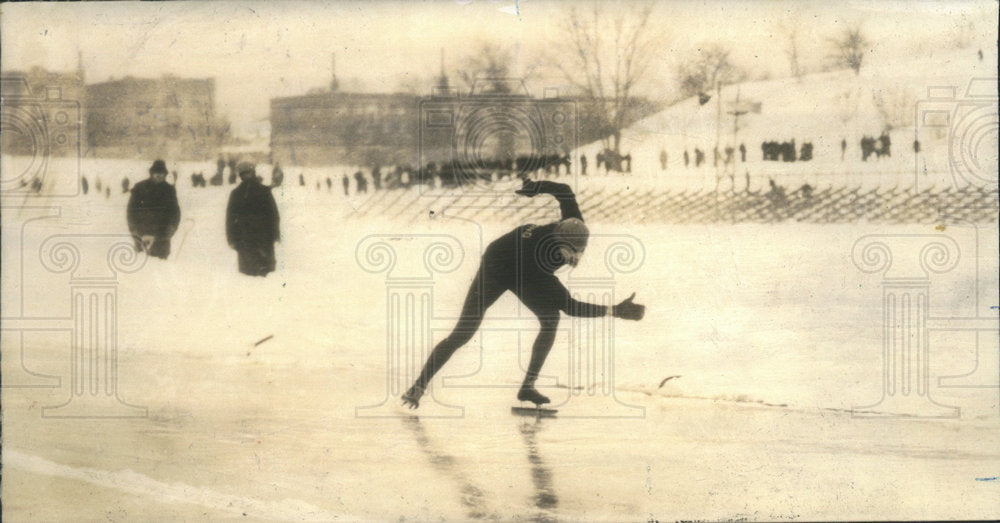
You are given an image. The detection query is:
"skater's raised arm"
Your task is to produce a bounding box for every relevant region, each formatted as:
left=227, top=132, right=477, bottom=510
left=516, top=180, right=583, bottom=221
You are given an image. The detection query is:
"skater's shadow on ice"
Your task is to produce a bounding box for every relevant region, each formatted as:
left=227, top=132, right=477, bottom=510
left=402, top=416, right=490, bottom=519
left=520, top=420, right=559, bottom=513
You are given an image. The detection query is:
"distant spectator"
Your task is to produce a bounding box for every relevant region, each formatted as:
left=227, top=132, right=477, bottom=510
left=877, top=133, right=891, bottom=158
left=127, top=159, right=180, bottom=260
left=354, top=171, right=368, bottom=193
left=913, top=139, right=920, bottom=154
left=121, top=177, right=131, bottom=194
left=372, top=166, right=382, bottom=191
left=841, top=138, right=847, bottom=161
left=695, top=148, right=704, bottom=167
left=271, top=162, right=284, bottom=188
left=801, top=183, right=813, bottom=200
left=299, top=173, right=305, bottom=186
left=683, top=149, right=690, bottom=167
left=659, top=149, right=668, bottom=171
left=342, top=174, right=350, bottom=196
left=800, top=142, right=813, bottom=162
left=579, top=153, right=588, bottom=176
left=81, top=176, right=89, bottom=195
left=739, top=143, right=746, bottom=163
left=226, top=162, right=280, bottom=277
left=228, top=156, right=238, bottom=185
left=326, top=177, right=332, bottom=191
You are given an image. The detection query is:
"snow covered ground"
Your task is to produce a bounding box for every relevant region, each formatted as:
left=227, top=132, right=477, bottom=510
left=3, top=160, right=998, bottom=520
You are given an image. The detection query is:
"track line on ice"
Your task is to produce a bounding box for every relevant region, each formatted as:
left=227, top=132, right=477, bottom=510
left=5, top=449, right=351, bottom=521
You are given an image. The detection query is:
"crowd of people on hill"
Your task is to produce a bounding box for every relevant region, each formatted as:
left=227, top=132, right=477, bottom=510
left=860, top=133, right=892, bottom=161
left=761, top=140, right=813, bottom=162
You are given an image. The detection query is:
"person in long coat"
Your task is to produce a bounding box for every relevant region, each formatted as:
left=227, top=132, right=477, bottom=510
left=127, top=159, right=180, bottom=259
left=226, top=163, right=280, bottom=276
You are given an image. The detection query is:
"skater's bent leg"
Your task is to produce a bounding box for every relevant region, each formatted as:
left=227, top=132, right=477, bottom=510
left=518, top=313, right=559, bottom=404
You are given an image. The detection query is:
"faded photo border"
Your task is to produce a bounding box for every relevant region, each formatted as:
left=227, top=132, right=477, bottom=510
left=2, top=1, right=998, bottom=521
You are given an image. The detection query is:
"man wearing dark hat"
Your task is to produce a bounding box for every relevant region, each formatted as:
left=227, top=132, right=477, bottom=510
left=127, top=159, right=180, bottom=259
left=226, top=162, right=280, bottom=276
left=402, top=179, right=645, bottom=409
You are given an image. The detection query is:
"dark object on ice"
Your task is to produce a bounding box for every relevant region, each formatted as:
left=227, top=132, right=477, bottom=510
left=253, top=334, right=274, bottom=347
left=127, top=159, right=181, bottom=259
left=402, top=180, right=644, bottom=409
left=658, top=375, right=681, bottom=388
left=226, top=163, right=280, bottom=277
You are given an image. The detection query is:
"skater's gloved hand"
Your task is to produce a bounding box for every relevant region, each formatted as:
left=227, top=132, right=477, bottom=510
left=515, top=179, right=542, bottom=197
left=612, top=292, right=645, bottom=321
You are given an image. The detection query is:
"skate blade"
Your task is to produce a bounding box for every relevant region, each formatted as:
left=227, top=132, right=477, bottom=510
left=511, top=406, right=558, bottom=418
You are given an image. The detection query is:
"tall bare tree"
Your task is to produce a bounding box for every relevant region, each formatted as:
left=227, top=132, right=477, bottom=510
left=457, top=42, right=539, bottom=95
left=674, top=44, right=744, bottom=99
left=777, top=12, right=804, bottom=79
left=553, top=2, right=660, bottom=154
left=828, top=24, right=870, bottom=75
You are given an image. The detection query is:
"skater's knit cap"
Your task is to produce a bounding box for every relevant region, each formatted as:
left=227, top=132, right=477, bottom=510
left=554, top=217, right=589, bottom=252
left=149, top=159, right=167, bottom=174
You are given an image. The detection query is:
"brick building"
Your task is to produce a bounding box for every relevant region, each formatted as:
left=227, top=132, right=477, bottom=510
left=270, top=90, right=421, bottom=167
left=85, top=75, right=225, bottom=160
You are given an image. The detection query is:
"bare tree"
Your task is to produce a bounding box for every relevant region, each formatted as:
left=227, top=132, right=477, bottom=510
left=674, top=44, right=745, bottom=99
left=827, top=24, right=870, bottom=75
left=777, top=12, right=804, bottom=79
left=553, top=2, right=660, bottom=154
left=456, top=42, right=539, bottom=95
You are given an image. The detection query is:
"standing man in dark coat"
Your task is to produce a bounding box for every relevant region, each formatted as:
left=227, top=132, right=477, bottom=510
left=127, top=159, right=180, bottom=260
left=226, top=163, right=280, bottom=277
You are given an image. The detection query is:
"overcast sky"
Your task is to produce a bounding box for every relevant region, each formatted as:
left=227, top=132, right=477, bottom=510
left=2, top=0, right=995, bottom=135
